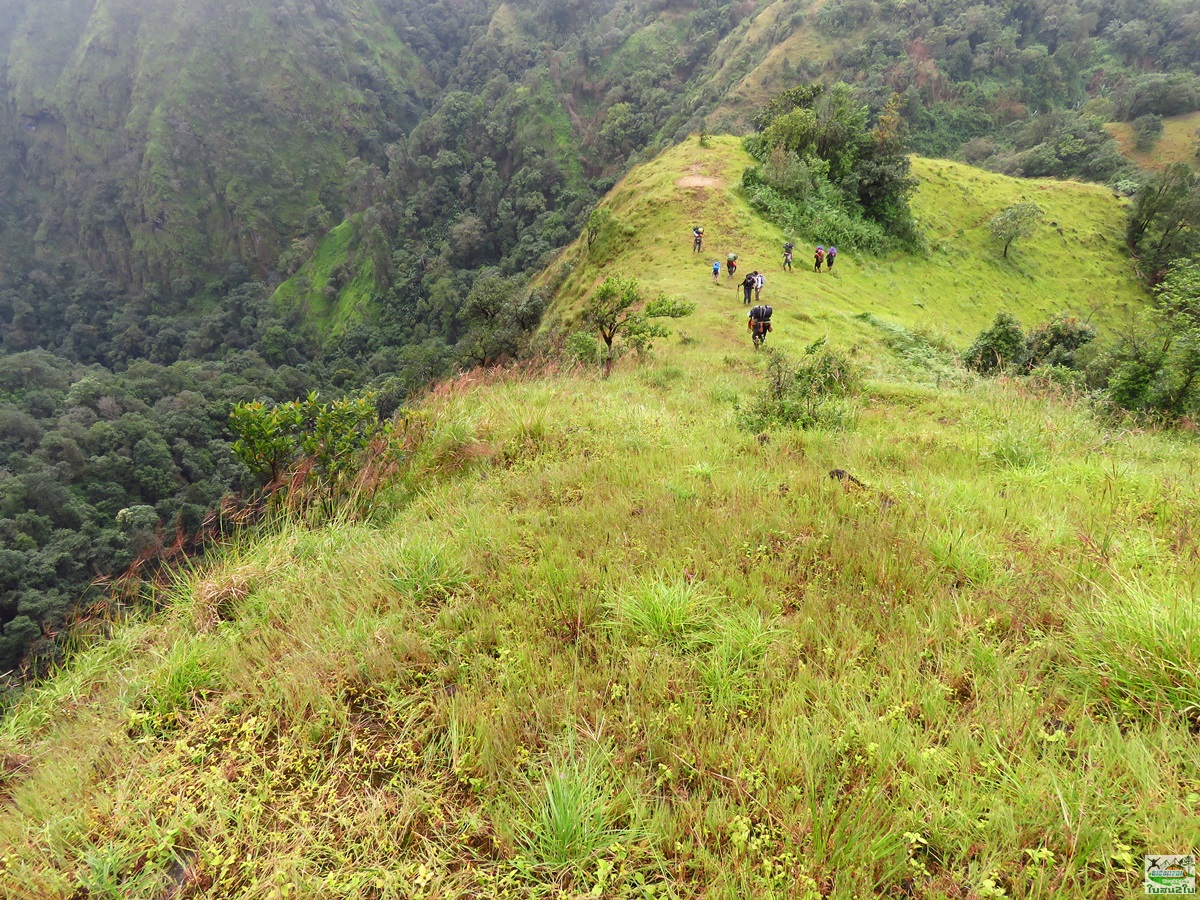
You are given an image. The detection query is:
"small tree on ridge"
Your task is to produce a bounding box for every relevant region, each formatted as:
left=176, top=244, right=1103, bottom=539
left=580, top=277, right=694, bottom=376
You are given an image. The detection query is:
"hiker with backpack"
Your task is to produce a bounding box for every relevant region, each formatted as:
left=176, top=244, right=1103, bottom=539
left=726, top=252, right=739, bottom=278
left=693, top=226, right=704, bottom=253
left=754, top=271, right=765, bottom=302
left=711, top=259, right=721, bottom=283
left=741, top=270, right=757, bottom=305
left=826, top=246, right=837, bottom=271
left=748, top=304, right=773, bottom=348
left=782, top=241, right=794, bottom=272
left=814, top=246, right=826, bottom=273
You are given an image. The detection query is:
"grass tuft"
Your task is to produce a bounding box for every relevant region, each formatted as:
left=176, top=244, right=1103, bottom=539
left=606, top=576, right=715, bottom=650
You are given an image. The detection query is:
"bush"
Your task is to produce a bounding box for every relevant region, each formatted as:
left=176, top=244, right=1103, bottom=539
left=1132, top=114, right=1164, bottom=152
left=564, top=331, right=605, bottom=368
left=963, top=312, right=1025, bottom=374
left=737, top=341, right=861, bottom=432
left=1021, top=315, right=1096, bottom=371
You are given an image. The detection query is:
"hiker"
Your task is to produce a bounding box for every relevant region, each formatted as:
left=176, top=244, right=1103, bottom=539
left=754, top=271, right=765, bottom=302
left=726, top=252, right=739, bottom=278
left=782, top=241, right=794, bottom=272
left=826, top=246, right=837, bottom=271
left=748, top=304, right=773, bottom=348
left=741, top=270, right=757, bottom=304
left=814, top=246, right=826, bottom=272
left=711, top=259, right=721, bottom=283
left=693, top=226, right=704, bottom=253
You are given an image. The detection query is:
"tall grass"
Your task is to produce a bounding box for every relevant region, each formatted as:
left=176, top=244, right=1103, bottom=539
left=1067, top=576, right=1200, bottom=715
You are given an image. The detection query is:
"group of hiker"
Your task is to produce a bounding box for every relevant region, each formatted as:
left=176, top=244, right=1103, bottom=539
left=694, top=226, right=840, bottom=349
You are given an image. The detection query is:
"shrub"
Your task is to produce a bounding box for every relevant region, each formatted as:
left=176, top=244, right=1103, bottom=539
left=963, top=312, right=1025, bottom=374
left=738, top=341, right=861, bottom=432
left=1021, top=315, right=1096, bottom=371
left=565, top=331, right=604, bottom=368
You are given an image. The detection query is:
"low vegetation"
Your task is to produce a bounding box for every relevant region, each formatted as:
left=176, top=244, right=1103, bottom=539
left=1, top=135, right=1198, bottom=898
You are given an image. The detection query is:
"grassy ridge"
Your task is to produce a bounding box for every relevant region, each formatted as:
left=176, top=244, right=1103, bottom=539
left=2, top=139, right=1199, bottom=899
left=547, top=136, right=1144, bottom=347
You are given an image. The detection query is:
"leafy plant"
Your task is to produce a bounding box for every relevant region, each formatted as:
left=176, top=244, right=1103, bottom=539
left=579, top=277, right=694, bottom=375
left=738, top=341, right=861, bottom=432
left=988, top=202, right=1043, bottom=259
left=963, top=312, right=1026, bottom=374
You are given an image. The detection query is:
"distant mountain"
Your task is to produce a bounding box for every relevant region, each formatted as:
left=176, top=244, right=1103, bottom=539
left=3, top=0, right=1198, bottom=302
left=0, top=0, right=432, bottom=291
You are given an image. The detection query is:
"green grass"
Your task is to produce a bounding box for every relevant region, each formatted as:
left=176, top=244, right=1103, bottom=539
left=271, top=218, right=377, bottom=333
left=2, top=136, right=1199, bottom=898
left=543, top=136, right=1146, bottom=353
left=1106, top=111, right=1200, bottom=171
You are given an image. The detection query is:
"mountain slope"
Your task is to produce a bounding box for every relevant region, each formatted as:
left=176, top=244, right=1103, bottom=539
left=2, top=139, right=1197, bottom=899
left=0, top=0, right=430, bottom=290
left=545, top=136, right=1145, bottom=346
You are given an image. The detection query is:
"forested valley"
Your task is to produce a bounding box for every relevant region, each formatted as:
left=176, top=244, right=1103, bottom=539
left=2, top=0, right=1200, bottom=680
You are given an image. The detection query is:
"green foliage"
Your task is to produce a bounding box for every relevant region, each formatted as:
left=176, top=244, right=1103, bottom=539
left=1022, top=316, right=1096, bottom=371
left=963, top=312, right=1027, bottom=373
left=229, top=403, right=304, bottom=486
left=1131, top=114, right=1164, bottom=152
left=745, top=85, right=919, bottom=253
left=1126, top=164, right=1200, bottom=283
left=578, top=277, right=694, bottom=374
left=965, top=312, right=1095, bottom=375
left=969, top=109, right=1132, bottom=184
left=456, top=272, right=546, bottom=367
left=738, top=341, right=861, bottom=432
left=229, top=392, right=391, bottom=505
left=1088, top=264, right=1200, bottom=420
left=988, top=202, right=1043, bottom=259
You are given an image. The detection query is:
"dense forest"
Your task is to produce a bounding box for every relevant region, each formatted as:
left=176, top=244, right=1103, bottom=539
left=2, top=0, right=1200, bottom=679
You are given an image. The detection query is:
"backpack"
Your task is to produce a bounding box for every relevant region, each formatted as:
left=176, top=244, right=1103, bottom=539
left=828, top=247, right=837, bottom=258
left=750, top=305, right=772, bottom=322
left=783, top=242, right=795, bottom=252
left=755, top=274, right=765, bottom=289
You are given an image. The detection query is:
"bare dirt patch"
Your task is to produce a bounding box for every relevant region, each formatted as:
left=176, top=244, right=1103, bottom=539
left=675, top=175, right=723, bottom=189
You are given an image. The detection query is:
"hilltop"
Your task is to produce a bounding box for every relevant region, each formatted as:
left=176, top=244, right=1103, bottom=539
left=546, top=137, right=1144, bottom=348
left=2, top=138, right=1198, bottom=899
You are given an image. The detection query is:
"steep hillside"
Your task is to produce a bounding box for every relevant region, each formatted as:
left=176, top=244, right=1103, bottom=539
left=546, top=137, right=1145, bottom=345
left=0, top=0, right=430, bottom=290
left=2, top=140, right=1198, bottom=899
left=1106, top=111, right=1200, bottom=171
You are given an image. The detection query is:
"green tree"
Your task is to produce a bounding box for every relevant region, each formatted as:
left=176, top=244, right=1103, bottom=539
left=989, top=202, right=1044, bottom=259
left=1126, top=164, right=1200, bottom=282
left=1132, top=114, right=1164, bottom=152
left=579, top=277, right=694, bottom=376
